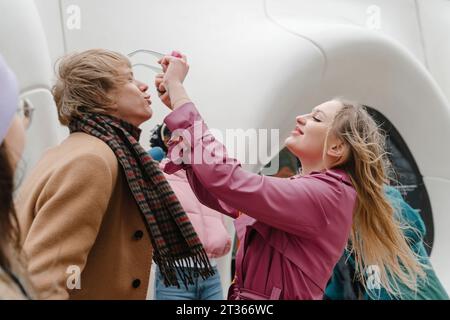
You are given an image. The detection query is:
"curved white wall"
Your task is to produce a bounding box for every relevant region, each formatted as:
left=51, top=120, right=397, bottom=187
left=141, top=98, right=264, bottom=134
left=5, top=0, right=448, bottom=297
left=416, top=0, right=450, bottom=106
left=0, top=0, right=61, bottom=172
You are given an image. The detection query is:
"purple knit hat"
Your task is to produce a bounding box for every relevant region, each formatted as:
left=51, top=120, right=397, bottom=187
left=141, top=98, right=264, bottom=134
left=0, top=54, right=19, bottom=144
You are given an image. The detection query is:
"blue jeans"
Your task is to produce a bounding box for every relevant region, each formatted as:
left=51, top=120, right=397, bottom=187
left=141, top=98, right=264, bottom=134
left=154, top=265, right=224, bottom=300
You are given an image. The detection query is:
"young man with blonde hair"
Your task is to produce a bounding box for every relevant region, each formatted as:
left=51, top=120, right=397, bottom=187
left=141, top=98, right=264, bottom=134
left=16, top=49, right=212, bottom=299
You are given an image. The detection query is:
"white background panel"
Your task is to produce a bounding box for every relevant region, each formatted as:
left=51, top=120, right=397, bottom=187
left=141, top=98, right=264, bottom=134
left=424, top=177, right=450, bottom=294
left=417, top=0, right=450, bottom=104
left=2, top=0, right=447, bottom=298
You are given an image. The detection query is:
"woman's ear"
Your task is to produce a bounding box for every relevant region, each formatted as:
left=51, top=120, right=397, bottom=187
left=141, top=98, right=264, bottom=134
left=325, top=136, right=349, bottom=164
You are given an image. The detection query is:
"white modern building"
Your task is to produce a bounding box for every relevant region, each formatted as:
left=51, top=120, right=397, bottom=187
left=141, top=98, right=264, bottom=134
left=1, top=0, right=450, bottom=298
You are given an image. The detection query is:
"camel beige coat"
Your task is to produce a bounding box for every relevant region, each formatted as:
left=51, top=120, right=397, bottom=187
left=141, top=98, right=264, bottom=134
left=16, top=132, right=153, bottom=299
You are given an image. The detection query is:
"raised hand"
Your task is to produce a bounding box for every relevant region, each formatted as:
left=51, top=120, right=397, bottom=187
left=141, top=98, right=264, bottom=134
left=155, top=73, right=171, bottom=108
left=155, top=51, right=191, bottom=110
left=158, top=51, right=189, bottom=87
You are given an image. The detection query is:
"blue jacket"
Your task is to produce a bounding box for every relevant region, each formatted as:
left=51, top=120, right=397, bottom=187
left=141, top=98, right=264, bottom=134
left=325, top=186, right=449, bottom=300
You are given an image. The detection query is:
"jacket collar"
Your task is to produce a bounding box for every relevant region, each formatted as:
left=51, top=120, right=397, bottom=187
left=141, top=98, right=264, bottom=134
left=290, top=168, right=353, bottom=186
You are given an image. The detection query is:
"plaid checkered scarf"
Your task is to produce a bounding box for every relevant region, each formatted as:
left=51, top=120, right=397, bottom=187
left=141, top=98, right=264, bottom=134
left=69, top=113, right=214, bottom=288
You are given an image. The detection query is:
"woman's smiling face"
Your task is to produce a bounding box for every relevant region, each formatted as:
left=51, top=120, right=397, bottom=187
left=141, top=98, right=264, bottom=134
left=285, top=100, right=344, bottom=165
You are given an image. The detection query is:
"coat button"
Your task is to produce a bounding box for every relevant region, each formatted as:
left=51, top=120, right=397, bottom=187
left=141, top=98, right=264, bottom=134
left=132, top=279, right=141, bottom=288
left=133, top=230, right=144, bottom=240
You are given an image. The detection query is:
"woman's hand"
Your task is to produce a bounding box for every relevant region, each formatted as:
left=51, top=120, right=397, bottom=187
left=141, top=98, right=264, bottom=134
left=155, top=73, right=171, bottom=108
left=158, top=52, right=189, bottom=86
left=155, top=51, right=191, bottom=110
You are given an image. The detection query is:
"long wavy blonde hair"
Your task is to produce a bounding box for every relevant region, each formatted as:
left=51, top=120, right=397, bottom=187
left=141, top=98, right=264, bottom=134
left=327, top=99, right=425, bottom=298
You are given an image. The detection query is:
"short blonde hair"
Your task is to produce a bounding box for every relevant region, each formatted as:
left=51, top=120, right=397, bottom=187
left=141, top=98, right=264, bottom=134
left=52, top=49, right=131, bottom=126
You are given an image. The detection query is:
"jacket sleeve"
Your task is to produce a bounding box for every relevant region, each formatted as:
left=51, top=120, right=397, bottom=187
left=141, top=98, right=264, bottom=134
left=185, top=167, right=240, bottom=219
left=161, top=159, right=239, bottom=218
left=164, top=103, right=335, bottom=236
left=21, top=153, right=116, bottom=299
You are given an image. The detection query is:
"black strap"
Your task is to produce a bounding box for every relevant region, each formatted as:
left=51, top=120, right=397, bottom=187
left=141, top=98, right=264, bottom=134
left=2, top=266, right=31, bottom=299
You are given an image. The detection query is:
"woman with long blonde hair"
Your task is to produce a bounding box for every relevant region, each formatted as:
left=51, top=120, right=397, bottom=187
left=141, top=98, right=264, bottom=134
left=329, top=101, right=425, bottom=297
left=153, top=52, right=425, bottom=299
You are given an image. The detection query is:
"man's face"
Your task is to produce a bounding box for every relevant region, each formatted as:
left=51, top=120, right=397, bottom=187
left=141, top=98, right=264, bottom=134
left=109, top=65, right=152, bottom=127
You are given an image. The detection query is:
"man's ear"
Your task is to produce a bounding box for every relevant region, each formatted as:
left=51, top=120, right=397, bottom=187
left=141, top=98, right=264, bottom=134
left=106, top=91, right=119, bottom=111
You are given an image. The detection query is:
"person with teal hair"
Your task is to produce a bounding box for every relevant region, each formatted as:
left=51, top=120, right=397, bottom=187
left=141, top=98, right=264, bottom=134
left=325, top=185, right=449, bottom=300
